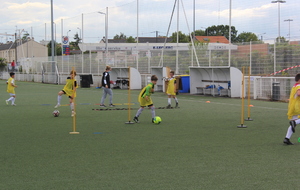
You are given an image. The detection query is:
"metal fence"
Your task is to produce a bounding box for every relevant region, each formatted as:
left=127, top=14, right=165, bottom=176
left=11, top=41, right=300, bottom=75
left=245, top=76, right=293, bottom=101
left=1, top=41, right=300, bottom=101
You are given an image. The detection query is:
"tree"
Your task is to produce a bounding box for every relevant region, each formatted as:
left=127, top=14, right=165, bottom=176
left=22, top=32, right=30, bottom=41
left=47, top=41, right=62, bottom=56
left=206, top=25, right=238, bottom=42
left=126, top=36, right=136, bottom=43
left=191, top=29, right=206, bottom=37
left=236, top=32, right=259, bottom=43
left=55, top=45, right=62, bottom=56
left=276, top=36, right=288, bottom=43
left=170, top=31, right=189, bottom=43
left=47, top=41, right=53, bottom=56
left=0, top=57, right=7, bottom=71
left=114, top=33, right=127, bottom=40
left=71, top=33, right=81, bottom=49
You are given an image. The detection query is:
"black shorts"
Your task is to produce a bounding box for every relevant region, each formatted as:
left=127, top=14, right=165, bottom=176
left=141, top=104, right=153, bottom=108
left=62, top=90, right=73, bottom=99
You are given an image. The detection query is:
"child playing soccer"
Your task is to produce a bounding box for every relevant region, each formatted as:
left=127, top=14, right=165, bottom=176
left=133, top=75, right=158, bottom=123
left=284, top=73, right=300, bottom=145
left=6, top=72, right=17, bottom=106
left=166, top=71, right=178, bottom=108
left=54, top=70, right=78, bottom=117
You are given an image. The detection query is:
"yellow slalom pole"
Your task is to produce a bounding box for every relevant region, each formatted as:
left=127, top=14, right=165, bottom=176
left=237, top=66, right=247, bottom=128
left=245, top=66, right=253, bottom=121
left=125, top=66, right=134, bottom=124
left=70, top=67, right=80, bottom=134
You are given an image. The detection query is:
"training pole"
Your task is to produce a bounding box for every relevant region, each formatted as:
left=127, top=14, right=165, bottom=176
left=245, top=66, right=253, bottom=121
left=237, top=66, right=247, bottom=128
left=125, top=67, right=134, bottom=124
left=70, top=67, right=80, bottom=134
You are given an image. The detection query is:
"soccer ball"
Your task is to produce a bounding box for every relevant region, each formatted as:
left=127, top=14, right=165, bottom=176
left=53, top=110, right=60, bottom=117
left=153, top=116, right=162, bottom=124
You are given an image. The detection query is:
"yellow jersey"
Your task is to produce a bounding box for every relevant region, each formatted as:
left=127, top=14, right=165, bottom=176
left=138, top=83, right=154, bottom=106
left=63, top=77, right=78, bottom=97
left=166, top=77, right=176, bottom=95
left=287, top=83, right=300, bottom=119
left=7, top=77, right=15, bottom=94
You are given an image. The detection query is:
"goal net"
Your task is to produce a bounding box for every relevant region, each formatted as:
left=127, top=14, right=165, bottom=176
left=41, top=61, right=60, bottom=84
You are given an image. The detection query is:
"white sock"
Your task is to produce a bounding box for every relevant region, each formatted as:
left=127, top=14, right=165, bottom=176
left=11, top=97, right=15, bottom=104
left=57, top=95, right=62, bottom=105
left=151, top=106, right=155, bottom=118
left=136, top=107, right=144, bottom=117
left=70, top=102, right=74, bottom=110
left=174, top=97, right=178, bottom=103
left=7, top=97, right=14, bottom=101
left=286, top=126, right=293, bottom=139
left=168, top=98, right=171, bottom=105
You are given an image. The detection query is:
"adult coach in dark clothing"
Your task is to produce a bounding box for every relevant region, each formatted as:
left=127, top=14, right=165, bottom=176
left=100, top=65, right=115, bottom=107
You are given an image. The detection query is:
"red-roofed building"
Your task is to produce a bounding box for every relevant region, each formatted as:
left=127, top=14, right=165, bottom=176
left=195, top=36, right=229, bottom=44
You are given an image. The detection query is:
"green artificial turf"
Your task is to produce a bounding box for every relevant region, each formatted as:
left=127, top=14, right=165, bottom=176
left=1, top=81, right=300, bottom=190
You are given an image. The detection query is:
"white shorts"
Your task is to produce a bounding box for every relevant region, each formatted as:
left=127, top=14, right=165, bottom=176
left=9, top=93, right=15, bottom=96
left=291, top=115, right=299, bottom=120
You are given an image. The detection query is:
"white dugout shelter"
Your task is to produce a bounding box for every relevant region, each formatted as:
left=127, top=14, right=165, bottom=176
left=110, top=67, right=141, bottom=90
left=150, top=66, right=170, bottom=92
left=189, top=67, right=242, bottom=98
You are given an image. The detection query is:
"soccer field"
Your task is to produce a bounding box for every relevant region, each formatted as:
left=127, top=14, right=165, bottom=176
left=1, top=81, right=299, bottom=190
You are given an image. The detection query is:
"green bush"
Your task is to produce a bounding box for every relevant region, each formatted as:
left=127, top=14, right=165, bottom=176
left=0, top=57, right=7, bottom=67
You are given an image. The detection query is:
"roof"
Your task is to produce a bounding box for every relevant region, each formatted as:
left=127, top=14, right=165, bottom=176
left=0, top=39, right=46, bottom=51
left=290, top=41, right=300, bottom=45
left=137, top=37, right=172, bottom=43
left=195, top=36, right=229, bottom=44
left=0, top=42, right=16, bottom=51
left=0, top=39, right=32, bottom=51
left=104, top=37, right=172, bottom=43
left=107, top=39, right=127, bottom=43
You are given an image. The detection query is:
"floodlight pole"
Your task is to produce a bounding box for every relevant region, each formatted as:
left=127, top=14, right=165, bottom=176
left=67, top=30, right=71, bottom=37
left=284, top=19, right=293, bottom=42
left=136, top=0, right=139, bottom=70
left=105, top=7, right=108, bottom=65
left=271, top=0, right=286, bottom=43
left=50, top=0, right=54, bottom=63
left=192, top=0, right=195, bottom=67
left=176, top=0, right=179, bottom=74
left=61, top=18, right=63, bottom=73
left=82, top=13, right=84, bottom=43
left=228, top=0, right=232, bottom=67
left=50, top=0, right=56, bottom=82
left=98, top=8, right=108, bottom=65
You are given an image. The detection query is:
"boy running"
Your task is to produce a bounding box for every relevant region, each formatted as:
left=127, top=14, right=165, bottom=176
left=133, top=75, right=158, bottom=123
left=166, top=71, right=179, bottom=108
left=54, top=70, right=78, bottom=117
left=284, top=73, right=300, bottom=145
left=6, top=72, right=17, bottom=106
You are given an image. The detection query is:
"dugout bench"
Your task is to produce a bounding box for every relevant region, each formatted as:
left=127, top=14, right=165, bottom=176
left=190, top=67, right=242, bottom=98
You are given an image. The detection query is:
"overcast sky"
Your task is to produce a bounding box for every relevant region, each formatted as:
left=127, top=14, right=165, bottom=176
left=0, top=0, right=299, bottom=44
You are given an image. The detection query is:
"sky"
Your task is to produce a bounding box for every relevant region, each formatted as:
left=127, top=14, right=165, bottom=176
left=0, top=0, right=299, bottom=44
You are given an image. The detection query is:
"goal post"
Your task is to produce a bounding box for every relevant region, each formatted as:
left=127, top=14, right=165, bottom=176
left=41, top=61, right=60, bottom=84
